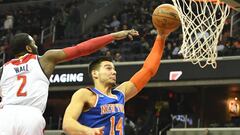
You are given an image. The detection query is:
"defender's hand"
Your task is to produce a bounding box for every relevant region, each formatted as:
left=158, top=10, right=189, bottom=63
left=110, top=29, right=139, bottom=40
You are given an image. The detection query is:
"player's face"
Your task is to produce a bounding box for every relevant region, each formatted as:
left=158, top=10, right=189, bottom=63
left=27, top=35, right=38, bottom=55
left=97, top=61, right=117, bottom=87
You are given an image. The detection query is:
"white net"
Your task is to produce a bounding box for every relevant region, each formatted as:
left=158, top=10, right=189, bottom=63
left=171, top=0, right=231, bottom=68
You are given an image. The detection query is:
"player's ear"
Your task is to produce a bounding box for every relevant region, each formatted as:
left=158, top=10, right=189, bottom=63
left=25, top=45, right=33, bottom=53
left=92, top=70, right=98, bottom=79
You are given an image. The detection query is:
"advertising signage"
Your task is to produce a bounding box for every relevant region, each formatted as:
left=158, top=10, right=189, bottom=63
left=49, top=56, right=240, bottom=90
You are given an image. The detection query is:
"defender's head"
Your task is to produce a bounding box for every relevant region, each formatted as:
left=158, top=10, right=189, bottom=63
left=10, top=33, right=38, bottom=56
left=88, top=57, right=116, bottom=87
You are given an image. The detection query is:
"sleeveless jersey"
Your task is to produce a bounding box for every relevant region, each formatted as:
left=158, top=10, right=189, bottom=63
left=0, top=53, right=49, bottom=113
left=78, top=88, right=125, bottom=135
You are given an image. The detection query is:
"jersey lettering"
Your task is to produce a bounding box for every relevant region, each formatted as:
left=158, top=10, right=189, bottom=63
left=14, top=64, right=29, bottom=73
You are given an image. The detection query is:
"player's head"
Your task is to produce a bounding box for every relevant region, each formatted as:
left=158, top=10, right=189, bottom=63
left=10, top=33, right=38, bottom=56
left=88, top=57, right=116, bottom=87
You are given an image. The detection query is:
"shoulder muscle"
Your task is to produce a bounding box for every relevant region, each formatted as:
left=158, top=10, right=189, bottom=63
left=64, top=88, right=93, bottom=120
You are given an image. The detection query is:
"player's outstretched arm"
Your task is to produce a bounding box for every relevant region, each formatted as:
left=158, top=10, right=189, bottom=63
left=62, top=89, right=104, bottom=135
left=40, top=29, right=139, bottom=78
left=117, top=34, right=166, bottom=102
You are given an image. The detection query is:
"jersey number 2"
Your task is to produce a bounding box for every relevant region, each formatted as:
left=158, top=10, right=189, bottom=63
left=110, top=116, right=123, bottom=135
left=17, top=75, right=27, bottom=97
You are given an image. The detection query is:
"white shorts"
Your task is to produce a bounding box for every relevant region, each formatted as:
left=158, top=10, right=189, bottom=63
left=0, top=105, right=45, bottom=135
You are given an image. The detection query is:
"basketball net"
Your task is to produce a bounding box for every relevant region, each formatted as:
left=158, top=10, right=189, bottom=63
left=171, top=0, right=231, bottom=68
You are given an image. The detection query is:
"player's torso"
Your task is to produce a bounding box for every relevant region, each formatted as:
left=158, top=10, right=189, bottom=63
left=0, top=53, right=49, bottom=113
left=78, top=88, right=125, bottom=135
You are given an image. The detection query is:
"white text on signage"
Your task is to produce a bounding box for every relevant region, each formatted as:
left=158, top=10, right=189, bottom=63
left=50, top=73, right=84, bottom=83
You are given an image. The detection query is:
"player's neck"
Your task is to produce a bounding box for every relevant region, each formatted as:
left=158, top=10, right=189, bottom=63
left=95, top=83, right=113, bottom=95
left=15, top=52, right=28, bottom=58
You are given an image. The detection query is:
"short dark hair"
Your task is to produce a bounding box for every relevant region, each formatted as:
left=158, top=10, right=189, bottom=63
left=88, top=57, right=113, bottom=78
left=10, top=33, right=32, bottom=55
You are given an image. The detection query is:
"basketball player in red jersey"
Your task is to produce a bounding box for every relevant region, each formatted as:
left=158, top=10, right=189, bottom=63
left=62, top=31, right=169, bottom=135
left=0, top=29, right=138, bottom=135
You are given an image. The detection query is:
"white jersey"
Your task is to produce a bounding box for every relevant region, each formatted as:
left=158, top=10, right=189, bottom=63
left=0, top=53, right=49, bottom=113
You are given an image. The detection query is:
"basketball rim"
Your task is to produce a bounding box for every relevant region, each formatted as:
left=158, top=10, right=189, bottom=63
left=194, top=0, right=240, bottom=11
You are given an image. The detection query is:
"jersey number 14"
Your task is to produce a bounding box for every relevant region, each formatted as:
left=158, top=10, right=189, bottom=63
left=110, top=116, right=123, bottom=135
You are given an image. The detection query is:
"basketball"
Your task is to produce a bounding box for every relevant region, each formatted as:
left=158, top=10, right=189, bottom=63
left=152, top=4, right=181, bottom=34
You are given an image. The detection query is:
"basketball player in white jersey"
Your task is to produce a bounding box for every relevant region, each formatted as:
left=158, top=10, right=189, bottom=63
left=0, top=30, right=139, bottom=135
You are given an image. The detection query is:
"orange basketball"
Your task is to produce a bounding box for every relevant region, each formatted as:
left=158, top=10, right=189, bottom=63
left=152, top=4, right=181, bottom=34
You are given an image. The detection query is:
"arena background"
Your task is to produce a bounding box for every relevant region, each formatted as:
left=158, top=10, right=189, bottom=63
left=0, top=0, right=240, bottom=135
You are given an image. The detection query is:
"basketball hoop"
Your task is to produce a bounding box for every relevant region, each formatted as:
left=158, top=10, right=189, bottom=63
left=171, top=0, right=231, bottom=68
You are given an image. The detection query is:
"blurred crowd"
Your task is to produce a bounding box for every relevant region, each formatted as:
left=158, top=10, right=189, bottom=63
left=1, top=0, right=239, bottom=134
left=0, top=0, right=41, bottom=3
left=0, top=0, right=239, bottom=64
